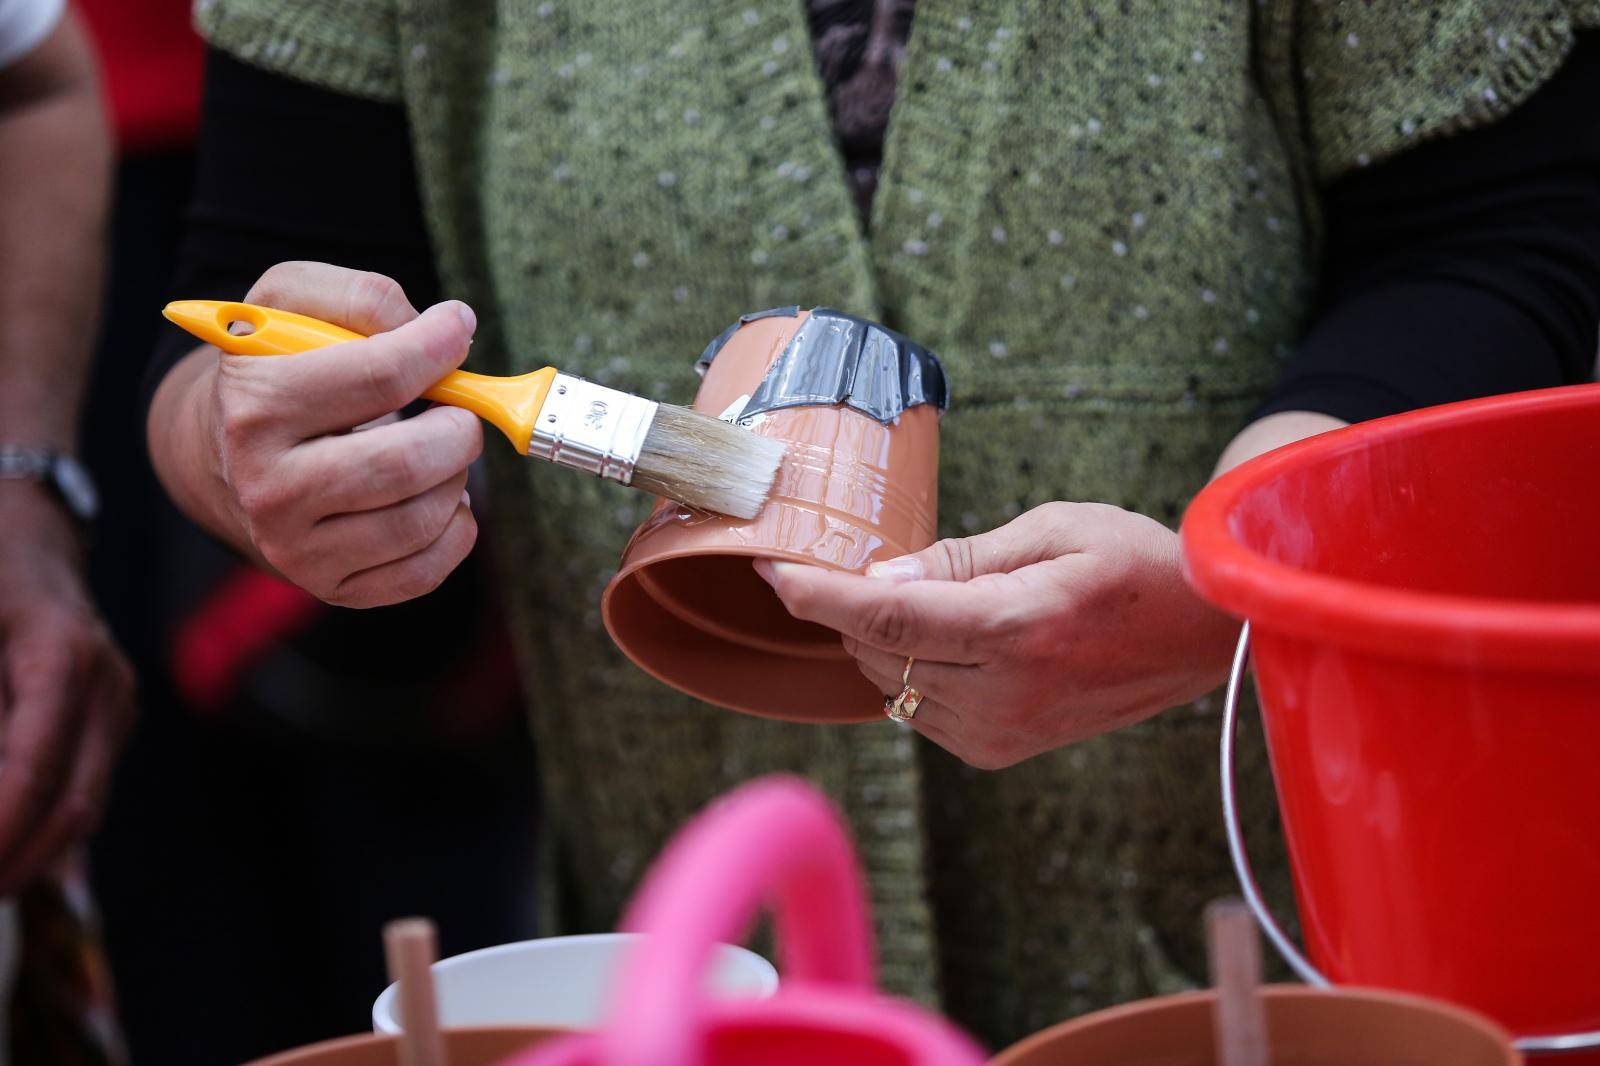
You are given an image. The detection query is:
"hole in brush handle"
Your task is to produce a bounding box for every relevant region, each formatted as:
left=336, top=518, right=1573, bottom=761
left=220, top=302, right=265, bottom=337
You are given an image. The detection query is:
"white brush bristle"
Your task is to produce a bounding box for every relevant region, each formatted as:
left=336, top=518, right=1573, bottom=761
left=631, top=405, right=786, bottom=519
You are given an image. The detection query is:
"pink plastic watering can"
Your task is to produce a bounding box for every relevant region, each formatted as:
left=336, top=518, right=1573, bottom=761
left=501, top=776, right=984, bottom=1066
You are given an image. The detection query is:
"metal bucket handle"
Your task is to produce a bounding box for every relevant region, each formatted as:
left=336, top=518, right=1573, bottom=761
left=1220, top=622, right=1600, bottom=1056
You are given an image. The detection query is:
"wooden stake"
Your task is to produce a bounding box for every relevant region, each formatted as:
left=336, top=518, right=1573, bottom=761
left=384, top=917, right=449, bottom=1066
left=1206, top=899, right=1269, bottom=1066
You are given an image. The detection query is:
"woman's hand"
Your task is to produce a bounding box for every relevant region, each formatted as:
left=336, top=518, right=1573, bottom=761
left=148, top=261, right=483, bottom=608
left=754, top=502, right=1241, bottom=769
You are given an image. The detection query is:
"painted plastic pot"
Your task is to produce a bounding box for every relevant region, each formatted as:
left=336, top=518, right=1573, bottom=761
left=502, top=776, right=985, bottom=1066
left=371, top=933, right=777, bottom=1033
left=602, top=307, right=947, bottom=722
left=992, top=986, right=1519, bottom=1065
left=1181, top=383, right=1600, bottom=1058
left=245, top=1027, right=559, bottom=1065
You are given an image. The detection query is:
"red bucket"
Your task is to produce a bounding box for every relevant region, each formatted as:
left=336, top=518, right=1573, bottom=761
left=1181, top=384, right=1600, bottom=1059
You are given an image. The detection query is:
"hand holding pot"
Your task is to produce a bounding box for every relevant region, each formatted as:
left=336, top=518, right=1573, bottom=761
left=149, top=262, right=483, bottom=608
left=755, top=501, right=1240, bottom=769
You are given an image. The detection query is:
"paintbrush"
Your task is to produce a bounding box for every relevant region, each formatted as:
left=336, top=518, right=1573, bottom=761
left=163, top=300, right=786, bottom=520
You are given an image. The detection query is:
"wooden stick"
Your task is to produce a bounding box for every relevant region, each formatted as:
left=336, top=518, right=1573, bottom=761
left=384, top=917, right=449, bottom=1066
left=1206, top=899, right=1270, bottom=1066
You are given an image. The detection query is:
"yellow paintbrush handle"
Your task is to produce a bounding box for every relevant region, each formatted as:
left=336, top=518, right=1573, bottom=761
left=161, top=299, right=556, bottom=454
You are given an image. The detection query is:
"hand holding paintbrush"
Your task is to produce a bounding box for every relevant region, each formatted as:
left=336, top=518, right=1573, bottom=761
left=150, top=262, right=783, bottom=609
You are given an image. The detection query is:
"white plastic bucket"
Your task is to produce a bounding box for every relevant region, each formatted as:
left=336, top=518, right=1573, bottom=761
left=370, top=933, right=777, bottom=1034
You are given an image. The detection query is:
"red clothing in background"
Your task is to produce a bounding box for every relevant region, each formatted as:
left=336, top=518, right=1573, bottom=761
left=76, top=0, right=201, bottom=151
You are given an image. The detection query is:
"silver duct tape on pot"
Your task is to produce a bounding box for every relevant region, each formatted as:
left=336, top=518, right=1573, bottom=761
left=696, top=306, right=948, bottom=425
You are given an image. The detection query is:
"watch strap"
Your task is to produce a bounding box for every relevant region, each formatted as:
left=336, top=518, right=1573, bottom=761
left=0, top=445, right=99, bottom=522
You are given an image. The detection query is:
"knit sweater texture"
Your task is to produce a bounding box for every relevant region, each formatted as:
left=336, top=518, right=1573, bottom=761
left=193, top=0, right=1597, bottom=1048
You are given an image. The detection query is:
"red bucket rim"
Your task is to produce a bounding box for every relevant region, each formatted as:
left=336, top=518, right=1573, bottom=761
left=1181, top=383, right=1600, bottom=673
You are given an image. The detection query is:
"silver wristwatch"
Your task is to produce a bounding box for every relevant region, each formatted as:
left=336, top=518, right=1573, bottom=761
left=0, top=445, right=99, bottom=522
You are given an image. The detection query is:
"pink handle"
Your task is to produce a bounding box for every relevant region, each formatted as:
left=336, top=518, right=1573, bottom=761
left=604, top=776, right=874, bottom=1066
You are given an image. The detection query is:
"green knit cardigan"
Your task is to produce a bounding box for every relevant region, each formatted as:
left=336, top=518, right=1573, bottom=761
left=195, top=0, right=1596, bottom=1048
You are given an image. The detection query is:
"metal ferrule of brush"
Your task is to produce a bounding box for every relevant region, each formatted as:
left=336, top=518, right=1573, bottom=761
left=527, top=373, right=659, bottom=485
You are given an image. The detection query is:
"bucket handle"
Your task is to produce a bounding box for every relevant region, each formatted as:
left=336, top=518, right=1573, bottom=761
left=605, top=776, right=875, bottom=1066
left=1220, top=622, right=1600, bottom=1057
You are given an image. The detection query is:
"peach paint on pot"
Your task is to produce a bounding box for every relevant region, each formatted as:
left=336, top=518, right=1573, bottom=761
left=602, top=307, right=947, bottom=723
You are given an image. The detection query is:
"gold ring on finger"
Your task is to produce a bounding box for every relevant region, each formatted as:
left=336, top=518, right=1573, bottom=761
left=884, top=657, right=922, bottom=722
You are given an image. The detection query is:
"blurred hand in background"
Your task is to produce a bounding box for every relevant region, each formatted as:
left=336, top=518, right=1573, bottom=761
left=0, top=3, right=130, bottom=892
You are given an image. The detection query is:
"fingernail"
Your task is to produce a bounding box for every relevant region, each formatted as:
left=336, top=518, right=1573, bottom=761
left=460, top=490, right=472, bottom=510
left=448, top=300, right=477, bottom=333
left=752, top=558, right=804, bottom=588
left=867, top=557, right=922, bottom=581
left=752, top=558, right=777, bottom=587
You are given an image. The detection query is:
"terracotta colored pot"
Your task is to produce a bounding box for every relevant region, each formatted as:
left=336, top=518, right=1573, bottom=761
left=991, top=986, right=1520, bottom=1066
left=603, top=307, right=946, bottom=722
left=246, top=1026, right=560, bottom=1066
